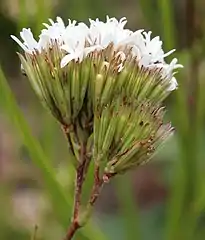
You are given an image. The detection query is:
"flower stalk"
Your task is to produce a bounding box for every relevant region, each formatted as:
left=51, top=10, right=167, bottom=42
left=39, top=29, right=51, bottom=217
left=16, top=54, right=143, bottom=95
left=64, top=165, right=105, bottom=239
left=64, top=154, right=114, bottom=239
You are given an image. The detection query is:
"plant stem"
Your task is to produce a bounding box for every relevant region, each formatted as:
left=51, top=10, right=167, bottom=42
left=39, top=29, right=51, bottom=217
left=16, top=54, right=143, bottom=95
left=64, top=142, right=87, bottom=240
left=65, top=164, right=115, bottom=239
left=62, top=124, right=75, bottom=157
left=64, top=221, right=80, bottom=240
left=74, top=146, right=87, bottom=219
left=89, top=164, right=103, bottom=205
left=63, top=128, right=116, bottom=240
left=77, top=167, right=114, bottom=229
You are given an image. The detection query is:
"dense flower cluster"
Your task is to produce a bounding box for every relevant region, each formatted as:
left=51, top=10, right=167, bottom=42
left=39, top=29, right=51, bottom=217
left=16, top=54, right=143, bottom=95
left=11, top=16, right=183, bottom=238
left=11, top=16, right=183, bottom=174
left=11, top=16, right=182, bottom=91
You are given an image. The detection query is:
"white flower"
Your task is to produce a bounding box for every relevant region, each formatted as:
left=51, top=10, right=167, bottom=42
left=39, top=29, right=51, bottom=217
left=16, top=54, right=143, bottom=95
left=88, top=16, right=131, bottom=48
left=40, top=17, right=66, bottom=47
left=148, top=58, right=183, bottom=90
left=11, top=16, right=182, bottom=91
left=11, top=28, right=39, bottom=54
left=163, top=58, right=183, bottom=91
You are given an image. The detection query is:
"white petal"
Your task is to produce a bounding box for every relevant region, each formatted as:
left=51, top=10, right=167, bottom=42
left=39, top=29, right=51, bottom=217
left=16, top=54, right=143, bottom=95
left=167, top=77, right=178, bottom=91
left=20, top=28, right=38, bottom=49
left=163, top=49, right=176, bottom=58
left=11, top=35, right=30, bottom=53
left=61, top=54, right=75, bottom=68
left=42, top=23, right=50, bottom=29
left=84, top=45, right=103, bottom=56
left=61, top=44, right=72, bottom=52
left=57, top=17, right=65, bottom=27
left=48, top=18, right=55, bottom=25
left=174, top=64, right=183, bottom=69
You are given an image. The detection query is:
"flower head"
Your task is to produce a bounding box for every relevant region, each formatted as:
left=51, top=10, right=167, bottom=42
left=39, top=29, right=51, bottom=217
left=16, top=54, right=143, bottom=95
left=11, top=16, right=182, bottom=173
left=11, top=16, right=182, bottom=87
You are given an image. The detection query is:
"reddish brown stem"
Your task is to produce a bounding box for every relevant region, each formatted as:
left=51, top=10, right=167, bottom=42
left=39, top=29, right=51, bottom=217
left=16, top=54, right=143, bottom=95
left=89, top=167, right=115, bottom=206
left=74, top=145, right=86, bottom=219
left=64, top=221, right=80, bottom=240
left=64, top=143, right=86, bottom=240
left=89, top=165, right=103, bottom=205
left=63, top=131, right=115, bottom=240
left=62, top=124, right=75, bottom=156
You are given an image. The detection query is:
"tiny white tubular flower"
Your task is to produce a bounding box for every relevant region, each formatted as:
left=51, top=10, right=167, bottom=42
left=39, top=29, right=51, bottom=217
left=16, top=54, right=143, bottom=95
left=11, top=16, right=182, bottom=90
left=40, top=18, right=65, bottom=45
left=11, top=16, right=183, bottom=173
left=11, top=28, right=39, bottom=53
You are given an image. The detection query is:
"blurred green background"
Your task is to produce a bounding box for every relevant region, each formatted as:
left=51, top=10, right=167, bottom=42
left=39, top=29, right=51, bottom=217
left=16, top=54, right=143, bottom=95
left=1, top=0, right=205, bottom=239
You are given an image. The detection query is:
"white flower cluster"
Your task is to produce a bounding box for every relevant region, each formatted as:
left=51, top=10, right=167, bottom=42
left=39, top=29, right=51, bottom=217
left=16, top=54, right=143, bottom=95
left=11, top=16, right=183, bottom=91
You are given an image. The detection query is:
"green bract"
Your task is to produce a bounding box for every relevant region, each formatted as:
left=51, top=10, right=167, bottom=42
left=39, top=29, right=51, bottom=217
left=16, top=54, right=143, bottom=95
left=19, top=43, right=173, bottom=173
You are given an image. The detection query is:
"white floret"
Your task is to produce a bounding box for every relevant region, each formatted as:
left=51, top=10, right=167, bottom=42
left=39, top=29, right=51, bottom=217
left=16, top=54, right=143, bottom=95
left=11, top=16, right=183, bottom=91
